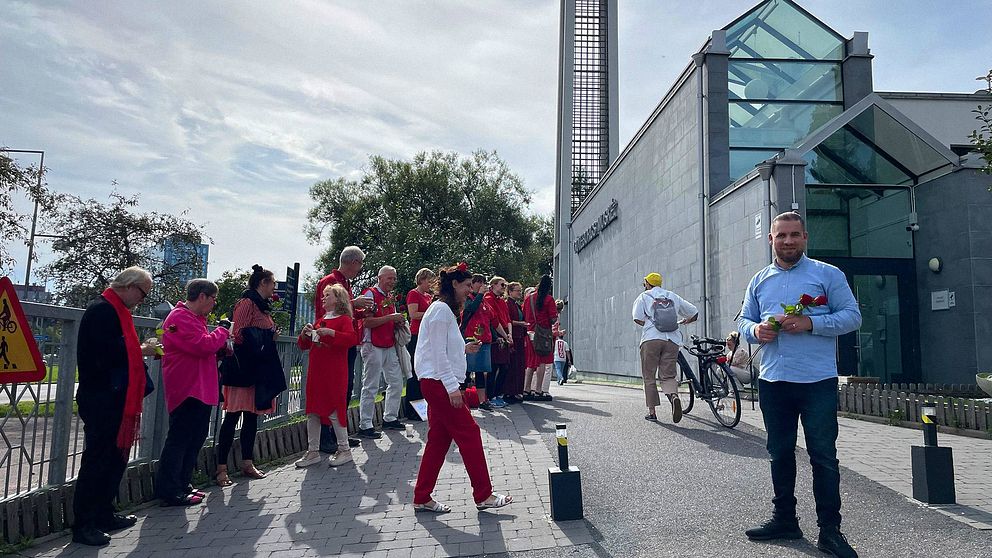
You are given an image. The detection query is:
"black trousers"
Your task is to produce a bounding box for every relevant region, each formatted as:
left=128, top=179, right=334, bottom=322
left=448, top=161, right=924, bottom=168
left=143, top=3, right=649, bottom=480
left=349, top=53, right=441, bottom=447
left=155, top=397, right=211, bottom=500
left=73, top=393, right=127, bottom=530
left=320, top=346, right=357, bottom=451
left=216, top=411, right=259, bottom=465
left=759, top=377, right=842, bottom=528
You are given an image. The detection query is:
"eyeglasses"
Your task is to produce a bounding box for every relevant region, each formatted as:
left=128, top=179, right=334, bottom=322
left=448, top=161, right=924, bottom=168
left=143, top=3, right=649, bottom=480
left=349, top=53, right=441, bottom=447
left=499, top=283, right=507, bottom=287
left=134, top=285, right=149, bottom=299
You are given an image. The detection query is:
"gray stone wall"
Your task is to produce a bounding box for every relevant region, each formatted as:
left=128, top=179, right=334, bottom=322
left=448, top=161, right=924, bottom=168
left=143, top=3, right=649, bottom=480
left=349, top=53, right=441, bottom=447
left=914, top=166, right=992, bottom=384
left=708, top=176, right=773, bottom=343
left=568, top=70, right=702, bottom=377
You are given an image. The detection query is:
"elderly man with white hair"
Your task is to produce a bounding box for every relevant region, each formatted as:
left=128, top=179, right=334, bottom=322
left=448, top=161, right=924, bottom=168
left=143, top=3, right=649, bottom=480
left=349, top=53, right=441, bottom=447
left=357, top=265, right=407, bottom=438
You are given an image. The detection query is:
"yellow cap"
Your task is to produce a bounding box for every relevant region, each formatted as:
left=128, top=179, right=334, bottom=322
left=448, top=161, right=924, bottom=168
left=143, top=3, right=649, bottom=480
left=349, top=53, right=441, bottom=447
left=644, top=273, right=662, bottom=287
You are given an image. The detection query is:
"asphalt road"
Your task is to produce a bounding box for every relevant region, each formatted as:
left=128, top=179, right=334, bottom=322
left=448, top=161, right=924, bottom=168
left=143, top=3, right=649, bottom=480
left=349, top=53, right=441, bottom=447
left=512, top=383, right=991, bottom=558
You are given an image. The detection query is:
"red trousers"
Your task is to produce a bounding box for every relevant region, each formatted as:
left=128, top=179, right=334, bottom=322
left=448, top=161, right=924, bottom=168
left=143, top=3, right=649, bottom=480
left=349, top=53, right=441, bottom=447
left=413, top=379, right=493, bottom=505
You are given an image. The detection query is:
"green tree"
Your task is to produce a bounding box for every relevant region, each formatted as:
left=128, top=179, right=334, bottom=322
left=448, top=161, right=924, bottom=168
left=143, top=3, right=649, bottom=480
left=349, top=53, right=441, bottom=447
left=0, top=150, right=49, bottom=274
left=970, top=69, right=992, bottom=191
left=41, top=190, right=208, bottom=312
left=306, top=150, right=552, bottom=298
left=213, top=269, right=251, bottom=317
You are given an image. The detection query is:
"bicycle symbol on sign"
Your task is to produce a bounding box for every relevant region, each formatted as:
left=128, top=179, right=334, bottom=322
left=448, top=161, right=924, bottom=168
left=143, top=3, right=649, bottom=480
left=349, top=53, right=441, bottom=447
left=0, top=299, right=16, bottom=334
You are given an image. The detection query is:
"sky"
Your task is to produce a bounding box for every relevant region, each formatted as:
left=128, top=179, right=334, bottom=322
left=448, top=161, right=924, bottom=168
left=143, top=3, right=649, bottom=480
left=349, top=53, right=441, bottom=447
left=3, top=0, right=991, bottom=288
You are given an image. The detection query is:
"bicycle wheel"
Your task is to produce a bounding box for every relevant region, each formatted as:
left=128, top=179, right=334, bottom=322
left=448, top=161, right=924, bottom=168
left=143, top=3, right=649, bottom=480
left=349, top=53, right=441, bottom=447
left=676, top=352, right=694, bottom=414
left=706, top=362, right=741, bottom=428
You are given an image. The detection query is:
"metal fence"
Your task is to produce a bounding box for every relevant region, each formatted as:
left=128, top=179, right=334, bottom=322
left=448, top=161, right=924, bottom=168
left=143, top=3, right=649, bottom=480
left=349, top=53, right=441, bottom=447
left=0, top=302, right=306, bottom=501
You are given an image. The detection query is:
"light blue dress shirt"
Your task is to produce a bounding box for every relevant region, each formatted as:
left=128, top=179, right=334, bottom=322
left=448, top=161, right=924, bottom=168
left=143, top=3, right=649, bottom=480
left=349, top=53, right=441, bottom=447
left=738, top=255, right=862, bottom=383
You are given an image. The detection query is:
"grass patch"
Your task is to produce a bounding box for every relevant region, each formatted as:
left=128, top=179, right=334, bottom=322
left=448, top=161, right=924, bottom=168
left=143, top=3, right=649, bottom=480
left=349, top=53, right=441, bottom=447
left=0, top=400, right=78, bottom=417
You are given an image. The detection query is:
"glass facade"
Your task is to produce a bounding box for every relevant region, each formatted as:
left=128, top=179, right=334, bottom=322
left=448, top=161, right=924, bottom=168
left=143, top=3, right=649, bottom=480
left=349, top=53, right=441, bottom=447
left=725, top=0, right=846, bottom=182
left=805, top=187, right=913, bottom=259
left=804, top=105, right=956, bottom=185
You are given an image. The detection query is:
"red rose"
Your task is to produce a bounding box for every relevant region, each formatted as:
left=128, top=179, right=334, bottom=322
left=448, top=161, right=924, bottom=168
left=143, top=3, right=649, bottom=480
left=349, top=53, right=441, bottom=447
left=813, top=295, right=828, bottom=306
left=271, top=293, right=280, bottom=301
left=799, top=294, right=815, bottom=306
left=457, top=261, right=469, bottom=272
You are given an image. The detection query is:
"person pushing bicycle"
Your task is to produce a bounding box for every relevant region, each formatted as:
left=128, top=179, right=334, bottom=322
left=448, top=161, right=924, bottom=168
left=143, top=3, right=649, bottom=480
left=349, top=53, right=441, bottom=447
left=631, top=272, right=697, bottom=423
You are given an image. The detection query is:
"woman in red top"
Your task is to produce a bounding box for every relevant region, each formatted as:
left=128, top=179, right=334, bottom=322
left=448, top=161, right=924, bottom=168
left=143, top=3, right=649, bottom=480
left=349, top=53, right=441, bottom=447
left=405, top=268, right=435, bottom=418
left=295, top=284, right=359, bottom=467
left=523, top=275, right=558, bottom=401
left=215, top=265, right=279, bottom=485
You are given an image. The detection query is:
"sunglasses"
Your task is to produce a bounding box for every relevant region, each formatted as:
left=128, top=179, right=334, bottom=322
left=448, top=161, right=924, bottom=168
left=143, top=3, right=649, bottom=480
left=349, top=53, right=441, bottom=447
left=134, top=284, right=149, bottom=299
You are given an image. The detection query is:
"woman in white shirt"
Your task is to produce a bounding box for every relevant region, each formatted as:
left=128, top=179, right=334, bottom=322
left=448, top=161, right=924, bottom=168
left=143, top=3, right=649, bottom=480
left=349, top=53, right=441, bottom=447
left=412, top=263, right=513, bottom=513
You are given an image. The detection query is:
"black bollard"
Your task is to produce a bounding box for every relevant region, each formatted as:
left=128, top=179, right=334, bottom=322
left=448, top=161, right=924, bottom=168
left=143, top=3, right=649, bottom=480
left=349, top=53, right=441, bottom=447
left=548, top=424, right=583, bottom=520
left=911, top=405, right=956, bottom=504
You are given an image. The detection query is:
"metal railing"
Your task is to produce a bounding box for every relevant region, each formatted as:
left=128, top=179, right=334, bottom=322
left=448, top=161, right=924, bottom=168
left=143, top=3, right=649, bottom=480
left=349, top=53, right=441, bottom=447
left=0, top=302, right=306, bottom=501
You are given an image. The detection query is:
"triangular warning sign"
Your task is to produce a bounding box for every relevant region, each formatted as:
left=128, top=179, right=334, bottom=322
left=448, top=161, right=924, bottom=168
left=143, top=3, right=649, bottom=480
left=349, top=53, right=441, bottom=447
left=0, top=276, right=46, bottom=383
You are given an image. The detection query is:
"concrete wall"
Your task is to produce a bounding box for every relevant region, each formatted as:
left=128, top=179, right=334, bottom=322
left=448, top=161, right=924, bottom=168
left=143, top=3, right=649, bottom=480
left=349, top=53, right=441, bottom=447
left=708, top=176, right=773, bottom=343
left=914, top=166, right=992, bottom=384
left=568, top=69, right=702, bottom=377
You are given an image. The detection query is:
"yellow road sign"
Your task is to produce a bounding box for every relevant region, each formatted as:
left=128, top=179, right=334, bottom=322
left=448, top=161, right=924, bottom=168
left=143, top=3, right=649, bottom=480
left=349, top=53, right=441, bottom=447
left=0, top=276, right=46, bottom=383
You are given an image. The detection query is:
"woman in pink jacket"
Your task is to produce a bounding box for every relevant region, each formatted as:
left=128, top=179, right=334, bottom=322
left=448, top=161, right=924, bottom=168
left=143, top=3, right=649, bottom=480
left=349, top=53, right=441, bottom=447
left=155, top=279, right=231, bottom=506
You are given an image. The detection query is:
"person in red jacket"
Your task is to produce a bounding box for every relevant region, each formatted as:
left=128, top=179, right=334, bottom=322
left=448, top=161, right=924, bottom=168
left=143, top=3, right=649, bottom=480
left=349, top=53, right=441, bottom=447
left=295, top=284, right=359, bottom=468
left=357, top=265, right=406, bottom=438
left=523, top=275, right=558, bottom=401
left=483, top=276, right=513, bottom=408
left=405, top=268, right=435, bottom=419
left=313, top=246, right=373, bottom=450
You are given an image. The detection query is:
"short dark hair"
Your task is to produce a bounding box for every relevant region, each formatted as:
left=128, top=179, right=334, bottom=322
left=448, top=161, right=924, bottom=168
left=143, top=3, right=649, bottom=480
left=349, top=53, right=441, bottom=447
left=771, top=211, right=805, bottom=231
left=186, top=279, right=218, bottom=301
left=471, top=274, right=486, bottom=284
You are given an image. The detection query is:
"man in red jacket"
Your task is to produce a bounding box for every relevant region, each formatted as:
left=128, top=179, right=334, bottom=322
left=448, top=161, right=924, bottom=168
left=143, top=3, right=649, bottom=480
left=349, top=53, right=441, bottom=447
left=357, top=265, right=406, bottom=438
left=313, top=246, right=374, bottom=450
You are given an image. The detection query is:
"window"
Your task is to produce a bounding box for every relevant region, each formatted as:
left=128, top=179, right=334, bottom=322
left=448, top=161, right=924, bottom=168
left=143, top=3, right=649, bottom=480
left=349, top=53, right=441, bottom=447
left=806, top=187, right=913, bottom=258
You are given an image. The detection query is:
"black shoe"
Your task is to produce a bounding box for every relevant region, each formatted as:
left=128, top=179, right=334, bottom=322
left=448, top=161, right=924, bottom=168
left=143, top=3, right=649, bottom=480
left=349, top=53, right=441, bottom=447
left=72, top=526, right=111, bottom=547
left=671, top=396, right=683, bottom=423
left=539, top=393, right=553, bottom=401
left=382, top=420, right=405, bottom=430
left=478, top=401, right=494, bottom=411
left=348, top=437, right=361, bottom=447
left=357, top=428, right=382, bottom=439
left=558, top=378, right=564, bottom=385
left=523, top=392, right=535, bottom=401
left=745, top=516, right=803, bottom=541
left=817, top=527, right=858, bottom=558
left=99, top=513, right=137, bottom=532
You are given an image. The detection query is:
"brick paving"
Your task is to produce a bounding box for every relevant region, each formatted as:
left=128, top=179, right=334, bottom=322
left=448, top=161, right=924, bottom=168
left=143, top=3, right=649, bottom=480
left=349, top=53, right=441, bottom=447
left=30, top=405, right=594, bottom=557
left=737, top=401, right=992, bottom=530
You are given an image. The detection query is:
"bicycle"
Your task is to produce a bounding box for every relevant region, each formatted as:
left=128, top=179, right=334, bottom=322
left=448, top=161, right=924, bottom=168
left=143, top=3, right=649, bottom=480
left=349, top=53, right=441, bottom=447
left=675, top=335, right=741, bottom=428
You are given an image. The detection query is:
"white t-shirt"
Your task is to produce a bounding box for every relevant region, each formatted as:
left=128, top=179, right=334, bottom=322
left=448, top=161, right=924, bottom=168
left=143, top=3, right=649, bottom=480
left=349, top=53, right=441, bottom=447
left=631, top=287, right=698, bottom=346
left=553, top=339, right=569, bottom=362
left=414, top=301, right=468, bottom=393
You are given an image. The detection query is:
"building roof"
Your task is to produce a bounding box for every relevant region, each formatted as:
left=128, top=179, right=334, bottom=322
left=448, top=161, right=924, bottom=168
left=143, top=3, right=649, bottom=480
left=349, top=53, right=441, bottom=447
left=792, top=93, right=960, bottom=185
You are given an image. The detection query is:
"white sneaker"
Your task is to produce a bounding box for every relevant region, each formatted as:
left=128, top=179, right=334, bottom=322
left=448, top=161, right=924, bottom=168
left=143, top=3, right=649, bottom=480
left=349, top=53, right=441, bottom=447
left=329, top=450, right=353, bottom=467
left=295, top=451, right=322, bottom=468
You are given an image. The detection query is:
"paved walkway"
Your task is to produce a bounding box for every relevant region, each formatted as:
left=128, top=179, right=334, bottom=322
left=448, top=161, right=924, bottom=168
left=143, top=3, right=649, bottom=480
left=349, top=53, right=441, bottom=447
left=735, top=397, right=992, bottom=530
left=30, top=406, right=594, bottom=557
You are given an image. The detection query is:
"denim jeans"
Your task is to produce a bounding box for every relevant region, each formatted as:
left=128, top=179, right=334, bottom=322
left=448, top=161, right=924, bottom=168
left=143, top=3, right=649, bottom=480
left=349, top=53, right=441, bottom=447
left=758, top=377, right=841, bottom=528
left=553, top=361, right=566, bottom=381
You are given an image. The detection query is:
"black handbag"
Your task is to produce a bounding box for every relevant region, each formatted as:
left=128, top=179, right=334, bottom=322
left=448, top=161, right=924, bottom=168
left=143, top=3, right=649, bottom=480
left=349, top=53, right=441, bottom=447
left=219, top=351, right=254, bottom=387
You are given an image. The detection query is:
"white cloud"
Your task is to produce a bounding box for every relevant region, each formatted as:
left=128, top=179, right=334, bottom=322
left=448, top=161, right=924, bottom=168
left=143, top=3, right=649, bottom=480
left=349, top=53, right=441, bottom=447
left=3, top=0, right=990, bottom=289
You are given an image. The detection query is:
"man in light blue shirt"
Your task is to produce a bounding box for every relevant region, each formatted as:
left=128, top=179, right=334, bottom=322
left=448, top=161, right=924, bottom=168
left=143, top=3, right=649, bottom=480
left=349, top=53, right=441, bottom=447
left=738, top=212, right=861, bottom=558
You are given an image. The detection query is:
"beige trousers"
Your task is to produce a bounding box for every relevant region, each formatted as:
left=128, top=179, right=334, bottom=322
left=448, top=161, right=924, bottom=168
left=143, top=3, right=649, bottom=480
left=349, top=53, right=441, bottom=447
left=640, top=339, right=680, bottom=408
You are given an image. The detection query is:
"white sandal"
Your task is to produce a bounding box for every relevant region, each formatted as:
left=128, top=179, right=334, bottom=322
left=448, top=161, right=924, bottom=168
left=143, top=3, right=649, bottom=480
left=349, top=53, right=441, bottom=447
left=413, top=500, right=451, bottom=513
left=477, top=493, right=512, bottom=510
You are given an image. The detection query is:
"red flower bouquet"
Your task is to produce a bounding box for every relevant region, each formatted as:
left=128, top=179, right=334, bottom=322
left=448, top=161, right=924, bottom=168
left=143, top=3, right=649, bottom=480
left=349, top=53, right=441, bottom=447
left=767, top=293, right=828, bottom=331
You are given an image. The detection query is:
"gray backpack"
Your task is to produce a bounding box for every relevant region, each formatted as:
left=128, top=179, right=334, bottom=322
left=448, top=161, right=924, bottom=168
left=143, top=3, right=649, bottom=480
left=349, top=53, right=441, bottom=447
left=645, top=293, right=679, bottom=333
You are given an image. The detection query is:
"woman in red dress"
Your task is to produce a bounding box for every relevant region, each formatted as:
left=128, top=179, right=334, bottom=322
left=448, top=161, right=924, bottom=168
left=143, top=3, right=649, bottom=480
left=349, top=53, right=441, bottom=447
left=295, top=284, right=359, bottom=468
left=523, top=275, right=558, bottom=401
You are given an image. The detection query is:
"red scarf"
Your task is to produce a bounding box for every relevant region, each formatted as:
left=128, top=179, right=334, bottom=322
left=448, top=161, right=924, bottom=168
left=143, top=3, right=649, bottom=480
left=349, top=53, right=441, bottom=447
left=103, top=288, right=147, bottom=457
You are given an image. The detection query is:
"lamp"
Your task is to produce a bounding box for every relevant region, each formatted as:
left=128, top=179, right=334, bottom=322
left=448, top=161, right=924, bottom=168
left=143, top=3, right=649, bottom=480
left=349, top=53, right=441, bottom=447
left=928, top=258, right=942, bottom=273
